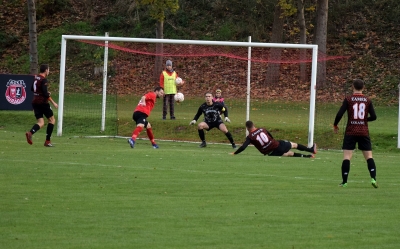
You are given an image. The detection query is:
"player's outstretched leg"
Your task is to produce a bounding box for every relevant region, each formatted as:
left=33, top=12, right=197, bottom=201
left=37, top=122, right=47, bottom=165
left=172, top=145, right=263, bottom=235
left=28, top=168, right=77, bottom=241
left=296, top=143, right=316, bottom=154
left=293, top=153, right=313, bottom=158
left=312, top=143, right=317, bottom=154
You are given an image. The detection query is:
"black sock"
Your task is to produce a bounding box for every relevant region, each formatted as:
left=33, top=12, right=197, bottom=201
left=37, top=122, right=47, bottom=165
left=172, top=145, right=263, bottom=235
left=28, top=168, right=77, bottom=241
left=30, top=124, right=40, bottom=135
left=297, top=144, right=313, bottom=153
left=342, top=159, right=350, bottom=183
left=46, top=123, right=54, bottom=141
left=198, top=129, right=205, bottom=141
left=293, top=153, right=311, bottom=158
left=367, top=158, right=377, bottom=180
left=225, top=131, right=234, bottom=145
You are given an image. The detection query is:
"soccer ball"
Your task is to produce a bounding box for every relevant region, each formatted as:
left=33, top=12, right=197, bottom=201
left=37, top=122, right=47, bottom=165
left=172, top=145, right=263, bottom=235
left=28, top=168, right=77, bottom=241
left=174, top=92, right=184, bottom=103
left=175, top=77, right=183, bottom=86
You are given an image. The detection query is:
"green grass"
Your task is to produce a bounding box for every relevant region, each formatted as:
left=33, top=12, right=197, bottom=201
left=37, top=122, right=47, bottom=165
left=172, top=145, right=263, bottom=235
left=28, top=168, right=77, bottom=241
left=1, top=129, right=400, bottom=248
left=3, top=94, right=399, bottom=151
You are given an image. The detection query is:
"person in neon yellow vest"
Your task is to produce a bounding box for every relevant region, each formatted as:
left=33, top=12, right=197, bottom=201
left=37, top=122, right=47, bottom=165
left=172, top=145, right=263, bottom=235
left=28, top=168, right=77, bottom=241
left=159, top=60, right=182, bottom=120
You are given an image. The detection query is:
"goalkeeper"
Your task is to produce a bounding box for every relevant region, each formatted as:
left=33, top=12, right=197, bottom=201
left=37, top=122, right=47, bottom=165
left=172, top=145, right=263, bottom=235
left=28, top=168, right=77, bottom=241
left=189, top=92, right=236, bottom=148
left=232, top=120, right=317, bottom=158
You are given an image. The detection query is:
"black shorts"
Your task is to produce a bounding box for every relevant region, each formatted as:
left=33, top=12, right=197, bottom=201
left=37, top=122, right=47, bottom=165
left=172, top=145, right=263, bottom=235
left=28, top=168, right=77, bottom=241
left=32, top=103, right=53, bottom=119
left=205, top=120, right=224, bottom=131
left=342, top=135, right=372, bottom=151
left=268, top=140, right=292, bottom=156
left=133, top=111, right=148, bottom=127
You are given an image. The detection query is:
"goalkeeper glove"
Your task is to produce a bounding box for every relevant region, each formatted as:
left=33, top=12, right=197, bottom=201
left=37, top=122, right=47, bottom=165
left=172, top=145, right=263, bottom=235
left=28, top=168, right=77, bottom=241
left=189, top=120, right=196, bottom=125
left=224, top=117, right=231, bottom=123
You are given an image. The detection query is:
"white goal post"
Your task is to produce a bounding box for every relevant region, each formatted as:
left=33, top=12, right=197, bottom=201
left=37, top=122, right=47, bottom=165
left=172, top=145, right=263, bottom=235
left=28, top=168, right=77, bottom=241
left=57, top=35, right=318, bottom=147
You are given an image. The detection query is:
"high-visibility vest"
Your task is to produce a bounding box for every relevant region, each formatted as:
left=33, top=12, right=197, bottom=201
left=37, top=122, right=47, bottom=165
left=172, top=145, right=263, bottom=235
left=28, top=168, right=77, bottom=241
left=163, top=71, right=177, bottom=94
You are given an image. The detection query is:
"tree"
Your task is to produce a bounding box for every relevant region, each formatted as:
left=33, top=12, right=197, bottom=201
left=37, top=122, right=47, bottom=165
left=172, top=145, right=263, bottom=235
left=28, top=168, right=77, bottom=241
left=313, top=0, right=328, bottom=87
left=265, top=2, right=285, bottom=86
left=27, top=0, right=38, bottom=74
left=142, top=0, right=179, bottom=81
left=116, top=0, right=179, bottom=82
left=296, top=0, right=307, bottom=83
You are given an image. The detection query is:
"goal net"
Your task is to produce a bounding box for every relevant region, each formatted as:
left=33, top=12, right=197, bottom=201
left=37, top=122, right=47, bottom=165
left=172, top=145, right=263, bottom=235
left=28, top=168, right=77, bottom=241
left=58, top=35, right=349, bottom=149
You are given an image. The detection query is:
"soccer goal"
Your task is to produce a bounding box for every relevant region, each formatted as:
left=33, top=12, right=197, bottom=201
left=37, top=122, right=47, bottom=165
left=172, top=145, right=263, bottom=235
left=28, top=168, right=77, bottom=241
left=57, top=35, right=349, bottom=148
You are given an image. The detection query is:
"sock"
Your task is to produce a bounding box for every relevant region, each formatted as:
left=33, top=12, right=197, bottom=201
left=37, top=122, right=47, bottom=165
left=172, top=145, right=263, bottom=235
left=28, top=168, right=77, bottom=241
left=297, top=144, right=312, bottom=152
left=30, top=124, right=40, bottom=135
left=132, top=126, right=143, bottom=140
left=46, top=123, right=54, bottom=141
left=342, top=159, right=350, bottom=183
left=225, top=131, right=235, bottom=145
left=146, top=128, right=156, bottom=144
left=367, top=158, right=377, bottom=180
left=293, top=153, right=311, bottom=158
left=198, top=129, right=205, bottom=141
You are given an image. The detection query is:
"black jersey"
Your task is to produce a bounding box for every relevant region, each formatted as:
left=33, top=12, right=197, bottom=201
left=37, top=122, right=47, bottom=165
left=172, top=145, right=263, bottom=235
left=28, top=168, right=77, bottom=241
left=31, top=74, right=50, bottom=104
left=193, top=102, right=227, bottom=123
left=334, top=93, right=377, bottom=136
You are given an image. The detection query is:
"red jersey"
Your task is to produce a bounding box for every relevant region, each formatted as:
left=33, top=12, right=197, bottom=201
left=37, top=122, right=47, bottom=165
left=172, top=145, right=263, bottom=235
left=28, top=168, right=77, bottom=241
left=134, top=91, right=157, bottom=116
left=334, top=93, right=377, bottom=136
left=32, top=74, right=50, bottom=104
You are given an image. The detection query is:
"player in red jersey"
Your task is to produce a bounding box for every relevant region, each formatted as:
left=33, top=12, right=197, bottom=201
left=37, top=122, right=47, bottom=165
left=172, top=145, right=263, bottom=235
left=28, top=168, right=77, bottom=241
left=333, top=79, right=378, bottom=188
left=232, top=120, right=316, bottom=157
left=25, top=64, right=58, bottom=147
left=128, top=87, right=164, bottom=149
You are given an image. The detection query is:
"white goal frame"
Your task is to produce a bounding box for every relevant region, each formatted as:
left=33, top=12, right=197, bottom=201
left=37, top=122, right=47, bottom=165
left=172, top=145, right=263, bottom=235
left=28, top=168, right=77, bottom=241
left=57, top=35, right=318, bottom=147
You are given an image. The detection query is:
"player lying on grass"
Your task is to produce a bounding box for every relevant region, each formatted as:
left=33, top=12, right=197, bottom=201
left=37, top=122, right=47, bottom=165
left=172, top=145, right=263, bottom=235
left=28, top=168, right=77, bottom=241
left=231, top=120, right=316, bottom=158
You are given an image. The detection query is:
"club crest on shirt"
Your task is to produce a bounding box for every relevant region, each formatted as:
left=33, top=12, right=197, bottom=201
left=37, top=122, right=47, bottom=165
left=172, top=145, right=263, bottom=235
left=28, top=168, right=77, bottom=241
left=5, top=79, right=27, bottom=105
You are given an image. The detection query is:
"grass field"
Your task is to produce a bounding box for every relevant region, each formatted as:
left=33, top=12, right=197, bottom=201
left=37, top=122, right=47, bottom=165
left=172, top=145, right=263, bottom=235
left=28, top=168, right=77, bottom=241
left=1, top=127, right=400, bottom=248
left=36, top=93, right=400, bottom=151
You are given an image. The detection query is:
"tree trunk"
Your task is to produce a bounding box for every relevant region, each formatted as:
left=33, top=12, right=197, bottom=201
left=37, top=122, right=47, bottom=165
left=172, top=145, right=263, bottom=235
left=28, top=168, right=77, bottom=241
left=154, top=20, right=164, bottom=84
left=313, top=0, right=329, bottom=88
left=265, top=3, right=284, bottom=87
left=296, top=0, right=307, bottom=84
left=27, top=0, right=38, bottom=74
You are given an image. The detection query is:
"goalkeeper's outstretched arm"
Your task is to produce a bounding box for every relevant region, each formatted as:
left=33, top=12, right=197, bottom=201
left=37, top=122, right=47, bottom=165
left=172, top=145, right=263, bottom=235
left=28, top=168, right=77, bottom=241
left=192, top=107, right=203, bottom=121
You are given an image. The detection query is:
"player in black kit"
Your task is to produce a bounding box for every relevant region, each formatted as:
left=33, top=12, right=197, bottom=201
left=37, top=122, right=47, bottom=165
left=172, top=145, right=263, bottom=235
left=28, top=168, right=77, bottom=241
left=190, top=92, right=236, bottom=148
